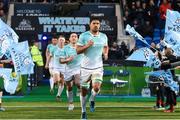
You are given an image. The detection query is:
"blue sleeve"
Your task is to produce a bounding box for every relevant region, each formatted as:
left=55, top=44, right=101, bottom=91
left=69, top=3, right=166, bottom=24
left=59, top=49, right=67, bottom=59
left=47, top=44, right=51, bottom=52
left=77, top=34, right=85, bottom=46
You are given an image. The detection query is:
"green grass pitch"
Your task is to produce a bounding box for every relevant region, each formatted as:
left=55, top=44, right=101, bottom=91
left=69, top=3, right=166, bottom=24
left=0, top=101, right=179, bottom=119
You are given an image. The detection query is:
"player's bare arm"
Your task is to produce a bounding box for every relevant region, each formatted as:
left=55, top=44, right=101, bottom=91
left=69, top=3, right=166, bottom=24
left=76, top=40, right=94, bottom=54
left=103, top=46, right=109, bottom=61
left=60, top=56, right=74, bottom=64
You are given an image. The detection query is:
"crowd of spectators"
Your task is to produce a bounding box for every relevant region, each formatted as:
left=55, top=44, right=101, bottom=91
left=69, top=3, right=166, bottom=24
left=109, top=41, right=129, bottom=60
left=118, top=0, right=180, bottom=60
left=122, top=0, right=179, bottom=39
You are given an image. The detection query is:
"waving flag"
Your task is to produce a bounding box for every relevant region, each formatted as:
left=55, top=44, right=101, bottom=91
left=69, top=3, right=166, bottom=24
left=127, top=48, right=150, bottom=62
left=0, top=68, right=19, bottom=94
left=127, top=47, right=161, bottom=68
left=0, top=35, right=12, bottom=58
left=145, top=70, right=165, bottom=78
left=6, top=24, right=19, bottom=43
left=164, top=10, right=180, bottom=56
left=0, top=19, right=18, bottom=42
left=0, top=19, right=19, bottom=58
left=164, top=31, right=178, bottom=45
left=171, top=44, right=180, bottom=56
left=164, top=31, right=180, bottom=56
left=125, top=24, right=149, bottom=46
left=165, top=9, right=180, bottom=33
left=145, top=54, right=161, bottom=68
left=145, top=70, right=179, bottom=93
left=10, top=41, right=34, bottom=74
left=5, top=75, right=19, bottom=95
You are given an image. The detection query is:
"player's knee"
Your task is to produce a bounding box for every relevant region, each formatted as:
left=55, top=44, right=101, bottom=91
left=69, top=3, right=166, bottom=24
left=93, top=79, right=102, bottom=84
left=93, top=87, right=100, bottom=93
left=53, top=75, right=59, bottom=82
left=67, top=86, right=72, bottom=91
left=81, top=87, right=88, bottom=96
left=74, top=81, right=80, bottom=87
left=80, top=81, right=90, bottom=89
left=60, top=82, right=64, bottom=86
left=93, top=79, right=102, bottom=89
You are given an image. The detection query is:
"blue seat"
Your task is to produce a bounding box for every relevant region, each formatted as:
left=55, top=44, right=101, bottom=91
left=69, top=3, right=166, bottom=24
left=116, top=69, right=130, bottom=77
left=135, top=39, right=148, bottom=48
left=144, top=36, right=152, bottom=45
left=153, top=37, right=160, bottom=44
left=160, top=29, right=165, bottom=37
left=153, top=28, right=160, bottom=37
left=103, top=70, right=114, bottom=76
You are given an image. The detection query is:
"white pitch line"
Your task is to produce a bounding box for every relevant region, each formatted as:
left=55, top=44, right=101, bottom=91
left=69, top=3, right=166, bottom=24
left=4, top=106, right=156, bottom=108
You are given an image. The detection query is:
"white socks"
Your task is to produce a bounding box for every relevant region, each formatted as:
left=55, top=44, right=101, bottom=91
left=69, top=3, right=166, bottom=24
left=89, top=89, right=97, bottom=102
left=66, top=90, right=73, bottom=103
left=56, top=84, right=64, bottom=97
left=80, top=95, right=87, bottom=113
left=49, top=77, right=54, bottom=90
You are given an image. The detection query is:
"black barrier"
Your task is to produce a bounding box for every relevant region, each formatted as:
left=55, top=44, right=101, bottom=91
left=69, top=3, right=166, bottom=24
left=14, top=3, right=115, bottom=17
left=103, top=60, right=146, bottom=67
left=14, top=3, right=51, bottom=16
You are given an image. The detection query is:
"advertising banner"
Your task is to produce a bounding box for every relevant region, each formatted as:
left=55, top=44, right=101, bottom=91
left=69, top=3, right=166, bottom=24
left=11, top=16, right=117, bottom=36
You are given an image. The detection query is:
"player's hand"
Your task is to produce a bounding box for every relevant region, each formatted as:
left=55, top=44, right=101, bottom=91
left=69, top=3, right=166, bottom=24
left=66, top=56, right=74, bottom=62
left=175, top=66, right=180, bottom=69
left=86, top=40, right=94, bottom=47
left=49, top=54, right=53, bottom=57
left=45, top=64, right=49, bottom=69
left=104, top=54, right=108, bottom=61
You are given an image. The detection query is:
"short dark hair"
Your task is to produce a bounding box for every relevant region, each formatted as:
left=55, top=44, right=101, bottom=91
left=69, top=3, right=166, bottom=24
left=32, top=40, right=38, bottom=43
left=90, top=17, right=100, bottom=24
left=58, top=35, right=65, bottom=39
left=52, top=35, right=58, bottom=39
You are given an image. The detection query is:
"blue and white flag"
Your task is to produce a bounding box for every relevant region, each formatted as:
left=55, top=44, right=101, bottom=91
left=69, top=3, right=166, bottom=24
left=4, top=50, right=11, bottom=59
left=0, top=19, right=18, bottom=42
left=5, top=75, right=19, bottom=95
left=145, top=54, right=161, bottom=68
left=6, top=24, right=19, bottom=43
left=0, top=35, right=12, bottom=58
left=164, top=31, right=179, bottom=45
left=10, top=41, right=34, bottom=74
left=145, top=70, right=179, bottom=93
left=145, top=70, right=165, bottom=78
left=127, top=47, right=150, bottom=62
left=0, top=68, right=18, bottom=94
left=127, top=47, right=161, bottom=68
left=165, top=9, right=180, bottom=33
left=164, top=10, right=180, bottom=56
left=0, top=19, right=19, bottom=58
left=164, top=31, right=180, bottom=56
left=125, top=24, right=149, bottom=46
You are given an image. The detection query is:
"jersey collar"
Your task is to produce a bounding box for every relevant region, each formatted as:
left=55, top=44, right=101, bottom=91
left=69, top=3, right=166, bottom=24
left=88, top=31, right=100, bottom=37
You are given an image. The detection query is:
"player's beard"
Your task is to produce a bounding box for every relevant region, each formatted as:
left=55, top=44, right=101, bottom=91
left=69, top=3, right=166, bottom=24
left=70, top=40, right=76, bottom=44
left=91, top=28, right=99, bottom=34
